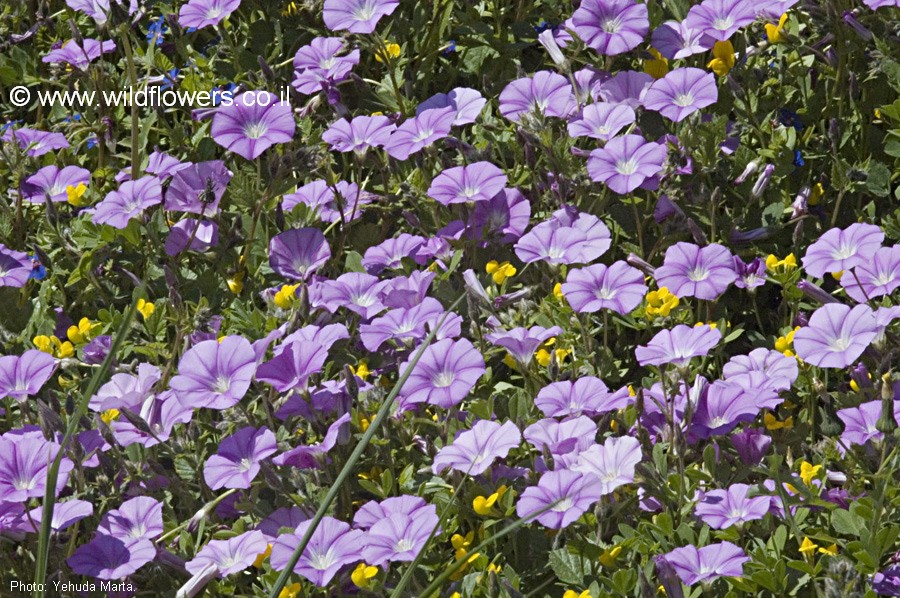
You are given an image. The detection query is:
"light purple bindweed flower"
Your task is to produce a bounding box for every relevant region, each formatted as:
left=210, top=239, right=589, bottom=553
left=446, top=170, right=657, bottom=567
left=684, top=0, right=756, bottom=41
left=186, top=530, right=268, bottom=578
left=89, top=362, right=161, bottom=412
left=270, top=517, right=364, bottom=586
left=211, top=92, right=295, bottom=160
left=362, top=508, right=440, bottom=565
left=67, top=535, right=156, bottom=580
left=841, top=245, right=900, bottom=302
left=486, top=325, right=562, bottom=366
left=399, top=338, right=485, bottom=408
left=651, top=20, right=714, bottom=59
left=524, top=416, right=597, bottom=469
left=0, top=432, right=74, bottom=502
left=322, top=115, right=395, bottom=153
left=164, top=160, right=233, bottom=216
left=146, top=151, right=189, bottom=180
left=42, top=39, right=116, bottom=70
left=0, top=350, right=57, bottom=403
left=384, top=107, right=455, bottom=160
left=694, top=483, right=770, bottom=529
left=567, top=102, right=636, bottom=141
left=112, top=390, right=193, bottom=448
left=587, top=134, right=667, bottom=194
left=691, top=380, right=776, bottom=438
left=661, top=541, right=750, bottom=585
left=2, top=127, right=69, bottom=157
left=417, top=88, right=487, bottom=125
left=170, top=336, right=257, bottom=409
left=731, top=428, right=772, bottom=465
left=268, top=228, right=331, bottom=281
left=572, top=435, right=642, bottom=495
left=433, top=420, right=521, bottom=475
left=723, top=348, right=798, bottom=392
left=801, top=223, right=884, bottom=278
left=178, top=0, right=241, bottom=29
left=571, top=0, right=649, bottom=56
left=15, top=499, right=93, bottom=534
left=536, top=377, right=631, bottom=418
left=643, top=68, right=718, bottom=122
left=283, top=180, right=373, bottom=223
left=562, top=261, right=648, bottom=315
left=733, top=256, right=767, bottom=290
left=359, top=298, right=451, bottom=351
left=256, top=341, right=328, bottom=392
left=323, top=0, right=399, bottom=34
left=273, top=414, right=350, bottom=469
left=165, top=219, right=219, bottom=256
left=204, top=427, right=277, bottom=490
left=514, top=208, right=612, bottom=265
left=92, top=176, right=163, bottom=229
left=353, top=495, right=434, bottom=529
left=23, top=165, right=90, bottom=204
left=362, top=233, right=427, bottom=274
left=793, top=304, right=879, bottom=368
left=469, top=188, right=531, bottom=244
left=654, top=242, right=737, bottom=300
left=498, top=71, right=576, bottom=122
left=292, top=37, right=360, bottom=95
left=428, top=162, right=507, bottom=205
left=597, top=71, right=653, bottom=108
left=314, top=272, right=389, bottom=319
left=636, top=324, right=722, bottom=367
left=98, top=497, right=164, bottom=541
left=0, top=245, right=32, bottom=288
left=516, top=469, right=604, bottom=529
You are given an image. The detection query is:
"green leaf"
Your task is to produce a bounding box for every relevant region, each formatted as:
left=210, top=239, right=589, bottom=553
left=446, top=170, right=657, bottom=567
left=832, top=508, right=866, bottom=537
left=866, top=162, right=892, bottom=198
left=344, top=251, right=365, bottom=273
left=548, top=549, right=588, bottom=586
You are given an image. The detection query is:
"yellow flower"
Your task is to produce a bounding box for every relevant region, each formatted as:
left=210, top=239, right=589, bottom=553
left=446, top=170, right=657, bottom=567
left=100, top=409, right=120, bottom=425
left=278, top=582, right=302, bottom=598
left=645, top=287, right=679, bottom=318
left=485, top=260, right=517, bottom=284
left=766, top=253, right=797, bottom=272
left=34, top=334, right=75, bottom=359
left=66, top=183, right=89, bottom=207
left=799, top=537, right=818, bottom=556
left=375, top=42, right=401, bottom=63
left=351, top=563, right=379, bottom=588
left=553, top=282, right=563, bottom=300
left=136, top=298, right=155, bottom=320
left=764, top=412, right=793, bottom=430
left=281, top=1, right=300, bottom=16
left=599, top=545, right=622, bottom=567
left=350, top=360, right=370, bottom=380
left=227, top=271, right=244, bottom=294
left=535, top=345, right=571, bottom=367
left=473, top=485, right=508, bottom=516
left=707, top=40, right=736, bottom=76
left=33, top=335, right=54, bottom=354
left=253, top=544, right=272, bottom=568
left=831, top=270, right=843, bottom=282
left=774, top=326, right=801, bottom=356
left=766, top=13, right=789, bottom=44
left=503, top=353, right=517, bottom=369
left=450, top=594, right=461, bottom=598
left=358, top=466, right=382, bottom=481
left=798, top=461, right=823, bottom=486
left=643, top=48, right=669, bottom=79
left=563, top=591, right=591, bottom=598
left=67, top=317, right=101, bottom=345
left=273, top=283, right=300, bottom=309
left=487, top=562, right=501, bottom=574
left=819, top=543, right=838, bottom=556
left=694, top=321, right=717, bottom=330
left=809, top=182, right=824, bottom=206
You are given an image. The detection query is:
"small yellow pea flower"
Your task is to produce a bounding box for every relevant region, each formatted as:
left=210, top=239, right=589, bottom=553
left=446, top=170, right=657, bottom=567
left=553, top=282, right=564, bottom=300
left=34, top=334, right=75, bottom=359
left=766, top=253, right=797, bottom=272
left=375, top=42, right=401, bottom=63
left=707, top=40, right=736, bottom=76
left=273, top=284, right=300, bottom=309
left=563, top=591, right=591, bottom=598
left=351, top=563, right=378, bottom=588
left=766, top=13, right=789, bottom=44
left=473, top=485, right=508, bottom=516
left=358, top=415, right=371, bottom=432
left=643, top=48, right=669, bottom=79
left=227, top=271, right=244, bottom=294
left=764, top=412, right=793, bottom=430
left=486, top=562, right=501, bottom=574
left=799, top=537, right=818, bottom=556
left=599, top=545, right=622, bottom=567
left=67, top=317, right=101, bottom=345
left=278, top=582, right=302, bottom=598
left=774, top=326, right=800, bottom=356
left=33, top=335, right=54, bottom=354
left=253, top=544, right=272, bottom=568
left=350, top=360, right=370, bottom=380
left=485, top=260, right=516, bottom=284
left=136, top=298, right=155, bottom=320
left=281, top=1, right=300, bottom=16
left=798, top=461, right=823, bottom=486
left=645, top=287, right=679, bottom=318
left=831, top=271, right=843, bottom=282
left=66, top=183, right=89, bottom=207
left=819, top=543, right=838, bottom=556
left=100, top=409, right=120, bottom=425
left=694, top=321, right=717, bottom=330
left=535, top=345, right=571, bottom=367
left=809, top=182, right=824, bottom=206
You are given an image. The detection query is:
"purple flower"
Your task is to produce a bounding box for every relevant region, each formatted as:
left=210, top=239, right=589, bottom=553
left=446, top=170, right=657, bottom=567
left=651, top=20, right=714, bottom=59
left=793, top=304, right=879, bottom=368
left=169, top=336, right=257, bottom=409
left=836, top=400, right=900, bottom=448
left=636, top=324, right=722, bottom=367
left=82, top=335, right=112, bottom=365
left=571, top=0, right=649, bottom=56
left=2, top=127, right=69, bottom=157
left=731, top=428, right=772, bottom=465
left=524, top=416, right=597, bottom=469
left=268, top=228, right=331, bottom=281
left=562, top=261, right=648, bottom=314
left=257, top=507, right=311, bottom=540
left=89, top=363, right=161, bottom=412
left=363, top=509, right=439, bottom=565
left=536, top=377, right=631, bottom=418
left=204, top=427, right=277, bottom=490
left=178, top=0, right=241, bottom=29
left=661, top=541, right=749, bottom=585
left=587, top=134, right=667, bottom=194
left=692, top=381, right=772, bottom=438
left=873, top=565, right=900, bottom=596
left=23, top=165, right=91, bottom=203
left=416, top=88, right=487, bottom=125
left=98, top=497, right=164, bottom=541
left=211, top=92, right=295, bottom=160
left=427, top=161, right=507, bottom=205
left=432, top=420, right=521, bottom=475
left=567, top=102, right=636, bottom=141
left=598, top=71, right=653, bottom=108
left=841, top=245, right=900, bottom=302
left=42, top=39, right=115, bottom=70
left=354, top=495, right=433, bottom=529
left=283, top=180, right=373, bottom=223
left=92, top=176, right=163, bottom=229
left=572, top=436, right=642, bottom=494
left=292, top=37, right=360, bottom=95
left=486, top=325, right=562, bottom=365
left=654, top=242, right=737, bottom=300
left=516, top=470, right=604, bottom=529
left=270, top=517, right=364, bottom=586
left=684, top=0, right=756, bottom=41
left=146, top=151, right=189, bottom=179
left=863, top=0, right=900, bottom=8
left=399, top=338, right=485, bottom=408
left=165, top=219, right=219, bottom=256
left=0, top=350, right=57, bottom=403
left=67, top=0, right=138, bottom=24
left=272, top=414, right=350, bottom=469
left=164, top=160, right=233, bottom=216
left=0, top=245, right=31, bottom=288
left=384, top=107, right=455, bottom=160
left=723, top=348, right=798, bottom=392
left=255, top=341, right=328, bottom=392
left=498, top=71, right=576, bottom=122
left=187, top=530, right=269, bottom=578
left=694, top=484, right=770, bottom=529
left=0, top=432, right=74, bottom=502
left=68, top=535, right=156, bottom=580
left=514, top=208, right=612, bottom=265
left=314, top=273, right=389, bottom=319
left=470, top=188, right=531, bottom=244
left=322, top=115, right=395, bottom=153
left=16, top=499, right=93, bottom=534
left=323, top=0, right=399, bottom=34
left=359, top=298, right=454, bottom=351
left=362, top=233, right=427, bottom=274
left=643, top=68, right=718, bottom=122
left=802, top=223, right=885, bottom=278
left=733, top=256, right=767, bottom=290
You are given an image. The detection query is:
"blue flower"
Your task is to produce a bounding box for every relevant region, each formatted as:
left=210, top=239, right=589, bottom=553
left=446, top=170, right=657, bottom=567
left=793, top=150, right=805, bottom=167
left=534, top=20, right=554, bottom=34
left=778, top=108, right=804, bottom=131
left=28, top=255, right=46, bottom=281
left=147, top=16, right=167, bottom=46
left=160, top=68, right=180, bottom=91
left=86, top=135, right=98, bottom=149
left=441, top=41, right=457, bottom=57
left=212, top=82, right=236, bottom=106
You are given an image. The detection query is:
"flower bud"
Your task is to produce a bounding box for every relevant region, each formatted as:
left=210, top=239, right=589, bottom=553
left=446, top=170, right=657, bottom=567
left=733, top=160, right=758, bottom=185
left=751, top=164, right=775, bottom=198
left=538, top=30, right=568, bottom=70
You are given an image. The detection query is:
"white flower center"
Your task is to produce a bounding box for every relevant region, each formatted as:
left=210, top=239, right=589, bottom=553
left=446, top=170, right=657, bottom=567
left=594, top=287, right=616, bottom=300
left=309, top=549, right=337, bottom=571
left=394, top=538, right=415, bottom=552
left=601, top=17, right=622, bottom=33
left=212, top=375, right=231, bottom=394
left=674, top=93, right=694, bottom=107
left=687, top=267, right=709, bottom=281
left=552, top=497, right=574, bottom=512
left=712, top=17, right=734, bottom=31
left=243, top=122, right=268, bottom=140
left=616, top=159, right=638, bottom=175
left=829, top=337, right=851, bottom=351
left=433, top=372, right=454, bottom=388
left=831, top=243, right=857, bottom=260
